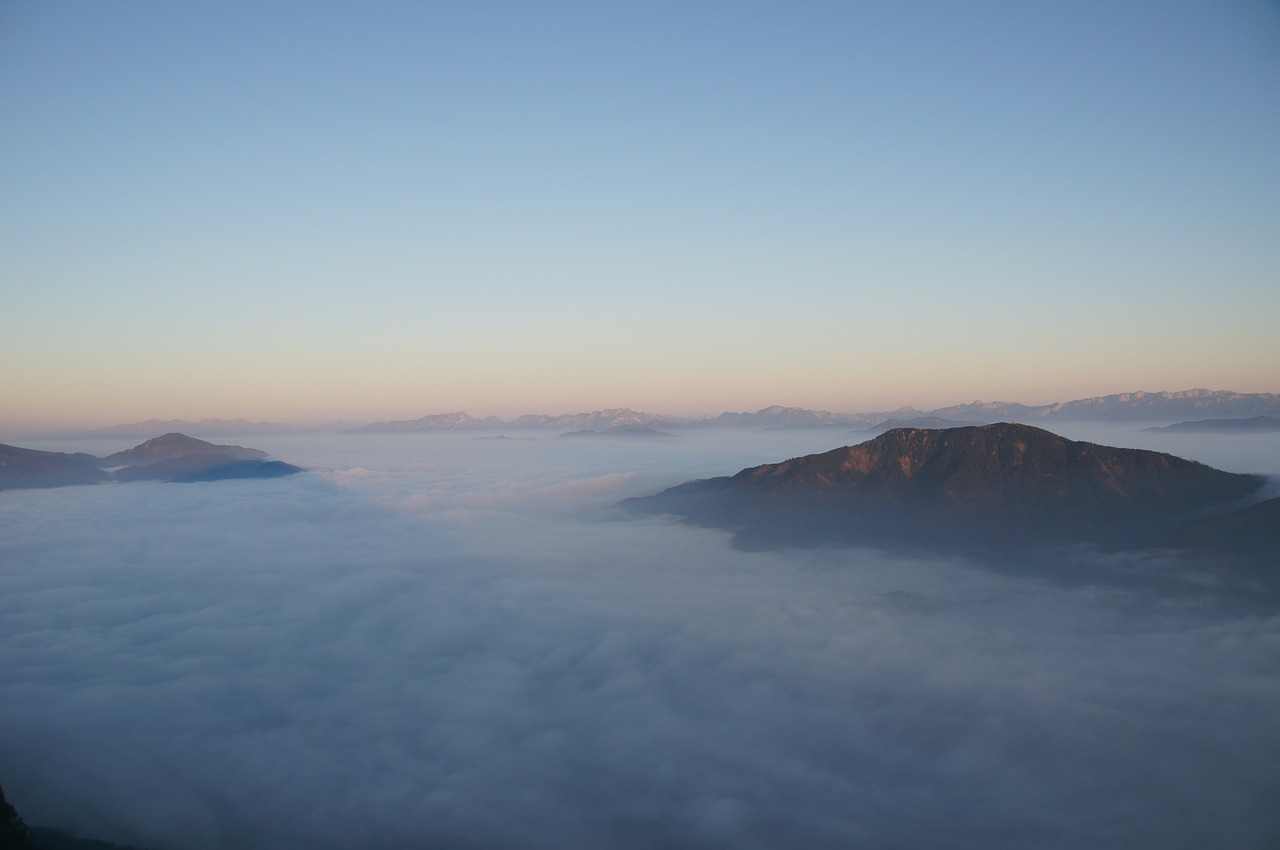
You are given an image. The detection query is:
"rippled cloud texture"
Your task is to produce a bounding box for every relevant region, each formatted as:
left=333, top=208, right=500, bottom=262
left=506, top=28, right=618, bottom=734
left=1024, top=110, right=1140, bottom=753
left=2, top=433, right=1278, bottom=849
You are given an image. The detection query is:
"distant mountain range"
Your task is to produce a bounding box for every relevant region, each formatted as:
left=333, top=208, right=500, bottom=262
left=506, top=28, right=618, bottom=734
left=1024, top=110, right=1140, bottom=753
left=342, top=411, right=506, bottom=433
left=346, top=389, right=1280, bottom=434
left=28, top=389, right=1280, bottom=440
left=623, top=423, right=1274, bottom=563
left=927, top=389, right=1280, bottom=424
left=559, top=425, right=679, bottom=440
left=698, top=405, right=869, bottom=430
left=0, top=434, right=302, bottom=490
left=344, top=408, right=669, bottom=433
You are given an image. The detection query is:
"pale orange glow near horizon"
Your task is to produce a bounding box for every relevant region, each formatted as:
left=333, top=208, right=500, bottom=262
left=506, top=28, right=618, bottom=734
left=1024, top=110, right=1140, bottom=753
left=6, top=370, right=1279, bottom=434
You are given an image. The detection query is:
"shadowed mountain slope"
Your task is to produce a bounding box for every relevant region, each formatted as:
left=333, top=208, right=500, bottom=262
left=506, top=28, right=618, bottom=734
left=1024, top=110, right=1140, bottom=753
left=559, top=426, right=679, bottom=440
left=0, top=445, right=108, bottom=491
left=1165, top=497, right=1280, bottom=561
left=112, top=455, right=303, bottom=483
left=105, top=433, right=293, bottom=483
left=623, top=424, right=1266, bottom=555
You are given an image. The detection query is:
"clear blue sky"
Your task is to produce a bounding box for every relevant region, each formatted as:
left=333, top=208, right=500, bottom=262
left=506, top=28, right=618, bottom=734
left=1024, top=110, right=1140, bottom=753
left=3, top=1, right=1278, bottom=428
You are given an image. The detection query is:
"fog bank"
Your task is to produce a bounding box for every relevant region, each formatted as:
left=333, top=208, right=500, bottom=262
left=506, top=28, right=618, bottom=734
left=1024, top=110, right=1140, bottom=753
left=2, top=432, right=1277, bottom=849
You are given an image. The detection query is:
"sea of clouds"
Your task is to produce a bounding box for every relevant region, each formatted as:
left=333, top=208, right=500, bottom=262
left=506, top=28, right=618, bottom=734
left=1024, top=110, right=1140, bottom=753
left=2, top=428, right=1278, bottom=849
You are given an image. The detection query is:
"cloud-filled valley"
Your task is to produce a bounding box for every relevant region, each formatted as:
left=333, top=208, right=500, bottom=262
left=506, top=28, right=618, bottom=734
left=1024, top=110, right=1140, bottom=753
left=2, top=431, right=1279, bottom=849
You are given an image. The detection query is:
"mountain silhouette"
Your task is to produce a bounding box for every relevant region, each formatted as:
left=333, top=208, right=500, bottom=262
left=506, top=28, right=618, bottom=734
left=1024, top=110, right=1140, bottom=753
left=1164, top=496, right=1280, bottom=561
left=623, top=423, right=1266, bottom=555
left=100, top=433, right=266, bottom=467
left=0, top=435, right=299, bottom=489
left=0, top=445, right=109, bottom=490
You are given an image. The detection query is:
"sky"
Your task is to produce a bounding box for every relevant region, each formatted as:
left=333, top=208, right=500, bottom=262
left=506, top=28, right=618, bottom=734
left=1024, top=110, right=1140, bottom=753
left=3, top=430, right=1279, bottom=849
left=2, top=1, right=1279, bottom=429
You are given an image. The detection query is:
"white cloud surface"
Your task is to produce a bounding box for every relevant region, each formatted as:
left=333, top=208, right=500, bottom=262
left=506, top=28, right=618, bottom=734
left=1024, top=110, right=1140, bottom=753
left=2, top=432, right=1278, bottom=849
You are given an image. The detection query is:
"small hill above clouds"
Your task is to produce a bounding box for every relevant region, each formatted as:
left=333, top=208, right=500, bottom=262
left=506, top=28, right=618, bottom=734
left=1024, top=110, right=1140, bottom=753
left=623, top=423, right=1267, bottom=557
left=1, top=435, right=300, bottom=490
left=1145, top=416, right=1280, bottom=433
left=104, top=434, right=298, bottom=483
left=101, top=433, right=266, bottom=467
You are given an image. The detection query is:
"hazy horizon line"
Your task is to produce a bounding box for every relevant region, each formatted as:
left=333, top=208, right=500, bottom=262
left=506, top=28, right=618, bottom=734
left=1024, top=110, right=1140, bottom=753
left=7, top=385, right=1279, bottom=437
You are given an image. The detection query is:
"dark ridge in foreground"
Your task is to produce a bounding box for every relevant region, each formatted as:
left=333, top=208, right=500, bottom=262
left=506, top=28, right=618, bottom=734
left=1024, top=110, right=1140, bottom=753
left=2, top=784, right=152, bottom=850
left=2, top=783, right=33, bottom=847
left=622, top=423, right=1268, bottom=559
left=29, top=827, right=151, bottom=850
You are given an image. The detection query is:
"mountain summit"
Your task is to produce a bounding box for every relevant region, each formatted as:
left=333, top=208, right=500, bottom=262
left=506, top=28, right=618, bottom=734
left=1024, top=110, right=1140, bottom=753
left=101, top=433, right=267, bottom=467
left=106, top=434, right=297, bottom=483
left=623, top=423, right=1266, bottom=554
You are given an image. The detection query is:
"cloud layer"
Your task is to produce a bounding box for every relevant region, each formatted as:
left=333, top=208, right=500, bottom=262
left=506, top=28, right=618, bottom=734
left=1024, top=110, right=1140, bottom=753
left=2, top=432, right=1278, bottom=849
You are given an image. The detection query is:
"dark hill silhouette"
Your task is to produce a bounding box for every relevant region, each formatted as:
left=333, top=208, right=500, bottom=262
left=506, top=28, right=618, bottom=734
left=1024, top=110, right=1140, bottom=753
left=0, top=445, right=108, bottom=491
left=623, top=423, right=1266, bottom=555
left=101, top=433, right=266, bottom=467
left=2, top=783, right=33, bottom=848
left=105, top=434, right=291, bottom=482
left=2, top=783, right=152, bottom=850
left=1165, top=496, right=1280, bottom=561
left=170, top=459, right=304, bottom=482
left=0, top=435, right=299, bottom=489
left=112, top=455, right=302, bottom=483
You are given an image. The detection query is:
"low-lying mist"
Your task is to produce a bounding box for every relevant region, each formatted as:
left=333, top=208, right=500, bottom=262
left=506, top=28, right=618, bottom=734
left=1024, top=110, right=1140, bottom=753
left=2, top=431, right=1278, bottom=849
